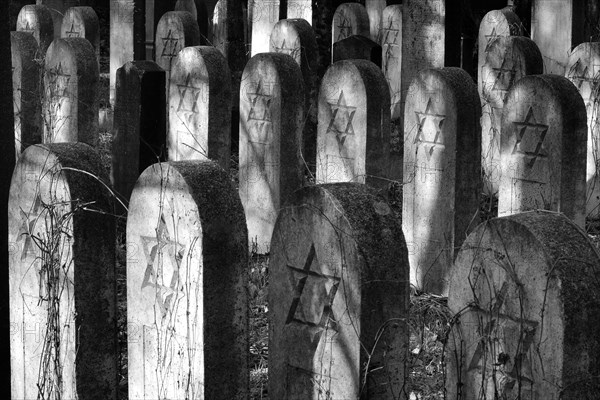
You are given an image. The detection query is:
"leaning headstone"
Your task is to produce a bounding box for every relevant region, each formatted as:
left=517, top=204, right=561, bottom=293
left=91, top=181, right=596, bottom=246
left=499, top=74, right=587, bottom=227
left=239, top=53, right=305, bottom=253
left=43, top=37, right=99, bottom=146
left=287, top=0, right=311, bottom=23
left=11, top=32, right=42, bottom=158
left=566, top=42, right=600, bottom=218
left=9, top=142, right=116, bottom=400
left=480, top=36, right=543, bottom=195
left=127, top=160, right=248, bottom=400
left=61, top=7, right=100, bottom=60
left=365, top=0, right=385, bottom=41
left=269, top=183, right=409, bottom=398
left=16, top=4, right=54, bottom=56
left=331, top=3, right=370, bottom=56
left=249, top=0, right=280, bottom=56
left=112, top=61, right=166, bottom=204
left=403, top=67, right=481, bottom=295
left=332, top=34, right=381, bottom=67
left=446, top=211, right=600, bottom=399
left=169, top=45, right=232, bottom=166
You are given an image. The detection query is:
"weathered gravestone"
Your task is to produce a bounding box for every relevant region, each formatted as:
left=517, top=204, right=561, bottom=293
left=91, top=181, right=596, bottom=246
left=316, top=59, right=390, bottom=189
left=499, top=75, right=587, bottom=227
left=269, top=183, right=409, bottom=398
left=446, top=211, right=600, bottom=399
left=36, top=0, right=78, bottom=38
left=287, top=0, right=311, bottom=23
left=61, top=7, right=100, bottom=61
left=169, top=45, right=231, bottom=165
left=380, top=5, right=402, bottom=119
left=403, top=67, right=481, bottom=295
left=175, top=0, right=210, bottom=40
left=112, top=61, right=166, bottom=205
left=155, top=11, right=201, bottom=82
left=16, top=4, right=54, bottom=56
left=366, top=0, right=385, bottom=41
left=43, top=37, right=99, bottom=146
left=249, top=0, right=280, bottom=56
left=11, top=32, right=42, bottom=158
left=480, top=36, right=543, bottom=195
left=566, top=42, right=600, bottom=218
left=333, top=34, right=382, bottom=67
left=127, top=160, right=248, bottom=399
left=331, top=3, right=370, bottom=60
left=239, top=53, right=304, bottom=253
left=9, top=142, right=116, bottom=400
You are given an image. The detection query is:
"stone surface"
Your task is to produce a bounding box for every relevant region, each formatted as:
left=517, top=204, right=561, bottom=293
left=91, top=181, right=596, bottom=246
left=36, top=0, right=78, bottom=38
left=403, top=67, right=481, bottom=295
left=16, top=4, right=54, bottom=56
left=380, top=5, right=402, bottom=119
left=43, top=37, right=99, bottom=146
left=211, top=0, right=246, bottom=74
left=61, top=7, right=100, bottom=60
left=143, top=0, right=177, bottom=60
left=127, top=160, right=248, bottom=400
left=154, top=11, right=201, bottom=81
left=269, top=183, right=409, bottom=399
left=480, top=36, right=542, bottom=195
left=446, top=211, right=600, bottom=399
left=287, top=0, right=311, bottom=23
left=112, top=61, right=166, bottom=205
left=332, top=34, right=382, bottom=67
left=331, top=3, right=370, bottom=57
left=366, top=0, right=385, bottom=41
left=175, top=0, right=210, bottom=40
left=249, top=0, right=280, bottom=56
left=499, top=74, right=587, bottom=227
left=9, top=142, right=116, bottom=400
left=169, top=45, right=232, bottom=165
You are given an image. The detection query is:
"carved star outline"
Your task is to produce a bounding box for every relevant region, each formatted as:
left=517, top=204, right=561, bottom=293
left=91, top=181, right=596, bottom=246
left=414, top=98, right=446, bottom=160
left=326, top=91, right=356, bottom=146
left=512, top=106, right=549, bottom=168
left=337, top=15, right=352, bottom=41
left=17, top=192, right=43, bottom=261
left=161, top=29, right=180, bottom=58
left=65, top=22, right=80, bottom=37
left=246, top=80, right=273, bottom=123
left=491, top=57, right=517, bottom=100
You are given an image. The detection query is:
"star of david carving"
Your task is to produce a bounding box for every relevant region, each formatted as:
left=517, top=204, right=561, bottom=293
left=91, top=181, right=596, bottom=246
left=379, top=18, right=400, bottom=46
left=326, top=91, right=356, bottom=146
left=140, top=213, right=186, bottom=318
left=246, top=81, right=273, bottom=123
left=47, top=62, right=71, bottom=103
left=17, top=193, right=43, bottom=261
left=491, top=57, right=516, bottom=101
left=273, top=39, right=300, bottom=60
left=286, top=243, right=341, bottom=343
left=337, top=15, right=352, bottom=41
left=21, top=19, right=34, bottom=34
left=484, top=27, right=498, bottom=52
left=512, top=107, right=549, bottom=168
left=176, top=74, right=202, bottom=114
left=161, top=29, right=180, bottom=59
left=65, top=22, right=80, bottom=37
left=414, top=98, right=446, bottom=160
left=568, top=58, right=600, bottom=103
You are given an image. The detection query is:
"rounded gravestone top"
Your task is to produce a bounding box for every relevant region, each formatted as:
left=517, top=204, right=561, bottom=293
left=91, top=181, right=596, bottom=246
left=16, top=4, right=54, bottom=55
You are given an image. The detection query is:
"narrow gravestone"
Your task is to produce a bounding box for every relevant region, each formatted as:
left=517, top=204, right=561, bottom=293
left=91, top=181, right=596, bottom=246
left=287, top=0, right=311, bottom=23
left=566, top=42, right=600, bottom=218
left=403, top=67, right=481, bottom=295
left=169, top=45, right=232, bottom=166
left=365, top=0, right=385, bottom=41
left=499, top=74, right=587, bottom=227
left=239, top=53, right=305, bottom=253
left=331, top=3, right=370, bottom=59
left=480, top=36, right=543, bottom=195
left=112, top=61, right=166, bottom=205
left=249, top=0, right=280, bottom=56
left=269, top=183, right=409, bottom=398
left=332, top=34, right=382, bottom=67
left=175, top=0, right=210, bottom=41
left=11, top=32, right=42, bottom=158
left=43, top=37, right=99, bottom=146
left=16, top=4, right=54, bottom=56
left=316, top=59, right=390, bottom=189
left=61, top=7, right=100, bottom=61
left=9, top=142, right=117, bottom=400
left=211, top=0, right=246, bottom=74
left=446, top=211, right=600, bottom=399
left=127, top=160, right=248, bottom=400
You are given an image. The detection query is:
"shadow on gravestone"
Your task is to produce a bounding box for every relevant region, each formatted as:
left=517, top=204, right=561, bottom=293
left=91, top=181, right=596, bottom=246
left=446, top=211, right=600, bottom=399
left=16, top=4, right=54, bottom=56
left=175, top=0, right=210, bottom=42
left=333, top=34, right=382, bottom=67
left=9, top=142, right=117, bottom=400
left=269, top=183, right=409, bottom=399
left=331, top=2, right=370, bottom=62
left=61, top=6, right=100, bottom=61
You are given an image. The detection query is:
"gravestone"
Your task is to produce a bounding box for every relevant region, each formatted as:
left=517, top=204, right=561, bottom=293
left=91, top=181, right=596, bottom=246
left=333, top=35, right=381, bottom=67
left=480, top=36, right=543, bottom=195
left=249, top=0, right=280, bottom=56
left=403, top=67, right=481, bottom=295
left=36, top=0, right=78, bottom=38
left=43, top=37, right=99, bottom=146
left=366, top=0, right=385, bottom=41
left=316, top=59, right=390, bottom=189
left=239, top=53, right=304, bottom=253
left=9, top=142, right=116, bottom=400
left=112, top=61, right=166, bottom=205
left=127, top=160, right=248, bottom=400
left=211, top=0, right=246, bottom=74
left=155, top=11, right=201, bottom=82
left=499, top=74, right=587, bottom=227
left=16, top=4, right=54, bottom=56
left=169, top=45, right=231, bottom=166
left=287, top=0, right=311, bottom=23
left=269, top=183, right=409, bottom=398
left=175, top=0, right=210, bottom=38
left=566, top=42, right=600, bottom=218
left=61, top=7, right=100, bottom=60
left=446, top=211, right=600, bottom=399
left=11, top=32, right=42, bottom=158
left=331, top=3, right=370, bottom=58
left=143, top=0, right=178, bottom=60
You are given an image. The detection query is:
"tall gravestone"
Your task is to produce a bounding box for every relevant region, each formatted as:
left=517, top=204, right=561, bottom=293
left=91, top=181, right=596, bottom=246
left=366, top=0, right=385, bottom=41
left=287, top=0, right=311, bottom=23
left=499, top=74, right=587, bottom=227
left=112, top=61, right=166, bottom=204
left=127, top=160, right=248, bottom=399
left=9, top=142, right=116, bottom=400
left=333, top=35, right=381, bottom=67
left=61, top=7, right=100, bottom=60
left=480, top=36, right=543, bottom=195
left=169, top=46, right=231, bottom=166
left=16, top=4, right=54, bottom=56
left=403, top=67, right=481, bottom=295
left=239, top=53, right=305, bottom=253
left=446, top=212, right=600, bottom=399
left=331, top=3, right=370, bottom=61
left=269, top=183, right=409, bottom=398
left=211, top=0, right=246, bottom=75
left=249, top=0, right=279, bottom=56
left=566, top=42, right=600, bottom=218
left=11, top=32, right=42, bottom=158
left=43, top=37, right=99, bottom=146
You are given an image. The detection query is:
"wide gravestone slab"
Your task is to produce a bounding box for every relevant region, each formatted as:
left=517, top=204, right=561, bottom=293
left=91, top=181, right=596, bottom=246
left=169, top=46, right=231, bottom=165
left=155, top=11, right=201, bottom=81
left=61, top=7, right=100, bottom=61
left=331, top=3, right=370, bottom=58
left=9, top=143, right=116, bottom=400
left=499, top=75, right=587, bottom=227
left=480, top=36, right=543, bottom=195
left=249, top=0, right=280, bottom=56
left=269, top=183, right=409, bottom=398
left=127, top=160, right=248, bottom=400
left=17, top=4, right=54, bottom=56
left=446, top=212, right=600, bottom=399
left=333, top=34, right=382, bottom=67
left=239, top=53, right=304, bottom=253
left=43, top=37, right=99, bottom=146
left=403, top=67, right=481, bottom=295
left=566, top=42, right=600, bottom=218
